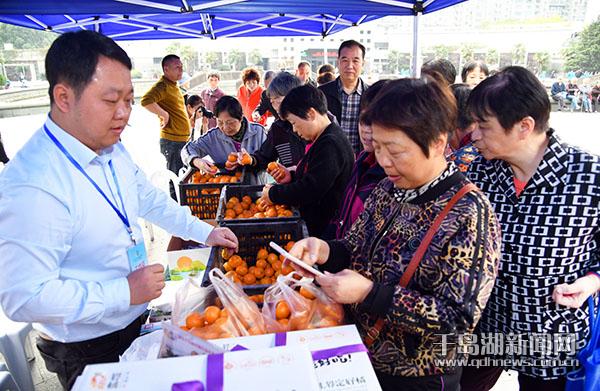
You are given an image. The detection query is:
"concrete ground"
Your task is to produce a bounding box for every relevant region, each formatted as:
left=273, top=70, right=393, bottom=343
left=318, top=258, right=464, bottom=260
left=0, top=108, right=598, bottom=390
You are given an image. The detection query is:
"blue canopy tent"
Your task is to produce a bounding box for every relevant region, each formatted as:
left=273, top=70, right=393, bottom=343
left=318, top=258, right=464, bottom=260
left=0, top=0, right=469, bottom=74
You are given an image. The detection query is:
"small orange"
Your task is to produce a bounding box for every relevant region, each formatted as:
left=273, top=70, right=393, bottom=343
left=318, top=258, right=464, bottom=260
left=225, top=209, right=236, bottom=219
left=253, top=267, right=265, bottom=279
left=272, top=260, right=282, bottom=271
left=265, top=207, right=277, bottom=218
left=186, top=312, right=204, bottom=329
left=204, top=306, right=221, bottom=325
left=256, top=259, right=267, bottom=269
left=235, top=265, right=248, bottom=276
left=275, top=300, right=291, bottom=320
left=223, top=262, right=232, bottom=272
left=299, top=286, right=316, bottom=300
left=241, top=154, right=252, bottom=165
left=285, top=241, right=295, bottom=251
left=233, top=204, right=243, bottom=215
left=253, top=212, right=265, bottom=218
left=229, top=176, right=238, bottom=183
left=277, top=318, right=289, bottom=327
left=227, top=153, right=237, bottom=162
left=267, top=161, right=279, bottom=172
left=267, top=253, right=278, bottom=264
left=242, top=195, right=252, bottom=204
left=264, top=266, right=275, bottom=277
left=229, top=255, right=243, bottom=268
left=256, top=248, right=268, bottom=260
left=259, top=277, right=271, bottom=285
left=243, top=273, right=257, bottom=285
left=282, top=265, right=294, bottom=275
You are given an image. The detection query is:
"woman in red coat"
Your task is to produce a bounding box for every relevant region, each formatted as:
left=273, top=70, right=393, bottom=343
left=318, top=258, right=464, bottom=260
left=237, top=67, right=267, bottom=126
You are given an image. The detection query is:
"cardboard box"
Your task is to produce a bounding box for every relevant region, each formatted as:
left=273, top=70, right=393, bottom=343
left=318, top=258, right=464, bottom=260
left=73, top=345, right=319, bottom=390
left=211, top=325, right=382, bottom=391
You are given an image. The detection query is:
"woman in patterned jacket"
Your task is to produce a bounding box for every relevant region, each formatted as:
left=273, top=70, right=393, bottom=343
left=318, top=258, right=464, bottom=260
left=460, top=66, right=600, bottom=391
left=289, top=78, right=502, bottom=390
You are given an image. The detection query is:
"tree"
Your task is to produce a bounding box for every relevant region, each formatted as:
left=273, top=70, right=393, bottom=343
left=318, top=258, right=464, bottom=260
left=430, top=44, right=454, bottom=60
left=0, top=24, right=55, bottom=50
left=248, top=49, right=262, bottom=66
left=512, top=43, right=526, bottom=66
left=533, top=52, right=550, bottom=74
left=563, top=17, right=600, bottom=72
left=205, top=51, right=221, bottom=69
left=486, top=49, right=499, bottom=68
left=227, top=50, right=246, bottom=71
left=165, top=43, right=199, bottom=74
left=459, top=43, right=475, bottom=65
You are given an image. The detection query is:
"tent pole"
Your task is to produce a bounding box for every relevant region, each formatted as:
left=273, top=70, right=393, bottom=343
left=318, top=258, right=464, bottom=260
left=411, top=10, right=421, bottom=77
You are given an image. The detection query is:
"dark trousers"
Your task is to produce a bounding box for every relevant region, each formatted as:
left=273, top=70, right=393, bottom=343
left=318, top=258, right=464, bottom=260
left=0, top=133, right=9, bottom=164
left=376, top=368, right=462, bottom=391
left=461, top=365, right=566, bottom=391
left=159, top=138, right=186, bottom=200
left=36, top=317, right=142, bottom=390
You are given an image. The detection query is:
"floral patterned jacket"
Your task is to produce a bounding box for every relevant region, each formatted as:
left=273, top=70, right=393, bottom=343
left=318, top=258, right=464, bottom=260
left=325, top=170, right=501, bottom=377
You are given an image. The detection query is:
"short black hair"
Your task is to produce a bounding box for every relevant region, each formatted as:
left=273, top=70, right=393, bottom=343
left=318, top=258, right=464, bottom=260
left=421, top=59, right=457, bottom=86
left=467, top=66, right=550, bottom=133
left=461, top=61, right=489, bottom=82
left=361, top=78, right=457, bottom=158
left=360, top=79, right=390, bottom=119
left=297, top=61, right=311, bottom=69
left=338, top=40, right=366, bottom=59
left=45, top=30, right=131, bottom=104
left=214, top=95, right=243, bottom=120
left=186, top=94, right=203, bottom=108
left=318, top=64, right=335, bottom=74
left=279, top=84, right=328, bottom=120
left=267, top=72, right=302, bottom=98
left=161, top=54, right=180, bottom=69
left=316, top=72, right=335, bottom=86
left=450, top=83, right=474, bottom=131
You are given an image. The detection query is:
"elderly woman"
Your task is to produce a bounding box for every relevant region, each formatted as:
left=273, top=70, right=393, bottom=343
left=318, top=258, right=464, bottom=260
left=261, top=84, right=355, bottom=237
left=289, top=78, right=501, bottom=390
left=325, top=79, right=388, bottom=240
left=460, top=66, right=600, bottom=391
left=237, top=67, right=267, bottom=125
left=181, top=95, right=266, bottom=173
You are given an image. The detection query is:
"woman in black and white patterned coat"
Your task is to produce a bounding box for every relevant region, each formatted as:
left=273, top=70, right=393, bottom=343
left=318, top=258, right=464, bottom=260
left=460, top=66, right=600, bottom=391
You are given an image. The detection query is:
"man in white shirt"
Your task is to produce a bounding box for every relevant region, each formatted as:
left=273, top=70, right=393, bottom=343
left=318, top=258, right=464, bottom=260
left=0, top=30, right=238, bottom=390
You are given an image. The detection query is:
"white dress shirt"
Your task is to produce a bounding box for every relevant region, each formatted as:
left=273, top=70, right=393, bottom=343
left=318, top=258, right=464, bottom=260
left=0, top=117, right=213, bottom=342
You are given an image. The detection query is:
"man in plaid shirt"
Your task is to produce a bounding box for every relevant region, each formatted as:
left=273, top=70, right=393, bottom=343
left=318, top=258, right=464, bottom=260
left=319, top=40, right=369, bottom=155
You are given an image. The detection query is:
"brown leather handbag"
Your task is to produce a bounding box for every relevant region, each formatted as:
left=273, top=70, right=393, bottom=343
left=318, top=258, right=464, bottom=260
left=364, top=183, right=478, bottom=348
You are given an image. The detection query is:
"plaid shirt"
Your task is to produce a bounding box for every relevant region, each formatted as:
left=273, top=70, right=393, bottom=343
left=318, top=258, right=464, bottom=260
left=338, top=78, right=365, bottom=155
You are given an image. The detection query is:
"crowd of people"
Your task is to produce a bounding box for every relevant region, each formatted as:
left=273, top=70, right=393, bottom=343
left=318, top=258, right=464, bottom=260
left=0, top=30, right=599, bottom=391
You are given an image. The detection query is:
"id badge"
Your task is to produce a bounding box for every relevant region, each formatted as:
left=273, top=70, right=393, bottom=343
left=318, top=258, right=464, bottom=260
left=127, top=241, right=148, bottom=271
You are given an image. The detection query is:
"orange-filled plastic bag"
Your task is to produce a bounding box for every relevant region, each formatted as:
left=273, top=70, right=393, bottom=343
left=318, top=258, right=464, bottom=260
left=291, top=277, right=344, bottom=329
left=262, top=273, right=315, bottom=332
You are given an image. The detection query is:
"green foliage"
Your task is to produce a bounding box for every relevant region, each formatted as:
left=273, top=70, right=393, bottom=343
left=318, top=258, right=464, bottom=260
left=205, top=51, right=221, bottom=69
left=165, top=42, right=198, bottom=74
left=227, top=50, right=246, bottom=71
left=430, top=45, right=455, bottom=60
left=131, top=69, right=142, bottom=79
left=563, top=18, right=600, bottom=72
left=486, top=49, right=499, bottom=67
left=248, top=49, right=262, bottom=66
left=459, top=44, right=476, bottom=64
left=533, top=52, right=550, bottom=73
left=0, top=23, right=56, bottom=49
left=512, top=43, right=526, bottom=65
left=0, top=73, right=5, bottom=86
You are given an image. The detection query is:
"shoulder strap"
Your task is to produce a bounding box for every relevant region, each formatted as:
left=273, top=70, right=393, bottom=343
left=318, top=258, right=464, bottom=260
left=364, top=182, right=478, bottom=348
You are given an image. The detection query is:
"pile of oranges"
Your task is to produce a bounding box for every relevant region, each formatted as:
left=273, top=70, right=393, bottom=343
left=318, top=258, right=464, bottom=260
left=270, top=287, right=344, bottom=331
left=222, top=242, right=296, bottom=286
left=223, top=195, right=294, bottom=220
left=227, top=152, right=253, bottom=166
left=181, top=302, right=266, bottom=339
left=191, top=170, right=242, bottom=184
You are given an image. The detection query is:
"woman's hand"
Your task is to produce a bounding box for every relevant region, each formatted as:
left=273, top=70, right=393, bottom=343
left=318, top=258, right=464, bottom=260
left=260, top=184, right=274, bottom=207
left=268, top=162, right=292, bottom=184
left=316, top=270, right=374, bottom=304
left=192, top=158, right=218, bottom=175
left=288, top=238, right=330, bottom=266
left=552, top=274, right=600, bottom=309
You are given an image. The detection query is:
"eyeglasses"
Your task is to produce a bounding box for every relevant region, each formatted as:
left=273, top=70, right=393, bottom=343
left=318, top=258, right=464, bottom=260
left=217, top=119, right=240, bottom=128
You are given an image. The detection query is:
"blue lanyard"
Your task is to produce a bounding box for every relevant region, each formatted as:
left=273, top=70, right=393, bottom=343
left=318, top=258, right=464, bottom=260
left=43, top=125, right=136, bottom=244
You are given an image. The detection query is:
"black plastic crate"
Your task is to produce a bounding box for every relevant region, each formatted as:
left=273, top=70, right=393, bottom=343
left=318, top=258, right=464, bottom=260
left=179, top=167, right=247, bottom=220
left=201, top=220, right=309, bottom=295
left=215, top=185, right=301, bottom=226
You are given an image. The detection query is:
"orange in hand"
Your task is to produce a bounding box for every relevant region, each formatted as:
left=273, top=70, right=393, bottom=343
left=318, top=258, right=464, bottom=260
left=267, top=162, right=279, bottom=172
left=241, top=153, right=252, bottom=165
left=227, top=153, right=238, bottom=162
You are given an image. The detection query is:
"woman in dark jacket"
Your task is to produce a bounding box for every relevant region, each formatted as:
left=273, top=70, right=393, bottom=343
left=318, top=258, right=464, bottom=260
left=289, top=78, right=501, bottom=390
left=260, top=85, right=355, bottom=237
left=326, top=80, right=388, bottom=240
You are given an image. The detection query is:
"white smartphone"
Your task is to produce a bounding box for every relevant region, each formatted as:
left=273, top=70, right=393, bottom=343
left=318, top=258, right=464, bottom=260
left=269, top=241, right=326, bottom=278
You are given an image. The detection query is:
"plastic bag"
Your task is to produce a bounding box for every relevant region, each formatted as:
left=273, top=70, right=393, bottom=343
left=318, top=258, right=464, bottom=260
left=291, top=277, right=344, bottom=329
left=121, top=330, right=164, bottom=361
left=262, top=273, right=315, bottom=332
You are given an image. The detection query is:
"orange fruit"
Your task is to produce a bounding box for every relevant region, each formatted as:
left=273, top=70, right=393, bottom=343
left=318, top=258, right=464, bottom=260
left=260, top=277, right=271, bottom=285
left=228, top=255, right=243, bottom=268
left=243, top=273, right=257, bottom=285
left=275, top=301, right=291, bottom=320
left=253, top=267, right=265, bottom=279
left=229, top=196, right=240, bottom=204
left=277, top=318, right=289, bottom=327
left=272, top=260, right=282, bottom=271
left=265, top=207, right=277, bottom=218
left=229, top=176, right=238, bottom=183
left=253, top=212, right=265, bottom=218
left=235, top=265, right=248, bottom=276
left=177, top=256, right=193, bottom=270
left=227, top=153, right=237, bottom=162
left=264, top=266, right=275, bottom=277
left=204, top=306, right=221, bottom=325
left=233, top=204, right=243, bottom=215
left=299, top=286, right=316, bottom=300
left=220, top=308, right=229, bottom=318
left=267, top=162, right=278, bottom=172
left=267, top=253, right=278, bottom=264
left=285, top=241, right=295, bottom=251
left=282, top=265, right=294, bottom=275
left=186, top=312, right=204, bottom=329
left=241, top=154, right=252, bottom=165
left=256, top=259, right=267, bottom=269
left=223, top=262, right=232, bottom=272
left=242, top=195, right=252, bottom=204
left=225, top=209, right=236, bottom=219
left=257, top=249, right=268, bottom=260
